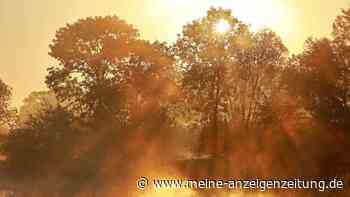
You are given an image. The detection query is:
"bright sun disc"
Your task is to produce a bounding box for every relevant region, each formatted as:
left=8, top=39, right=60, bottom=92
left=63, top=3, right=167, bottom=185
left=215, top=19, right=230, bottom=33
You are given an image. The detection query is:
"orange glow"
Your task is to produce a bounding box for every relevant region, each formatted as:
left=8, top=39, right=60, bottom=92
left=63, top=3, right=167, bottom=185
left=1, top=0, right=349, bottom=107
left=215, top=19, right=231, bottom=33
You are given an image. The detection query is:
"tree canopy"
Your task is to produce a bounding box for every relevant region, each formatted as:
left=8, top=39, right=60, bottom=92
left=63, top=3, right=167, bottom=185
left=0, top=79, right=12, bottom=127
left=174, top=8, right=288, bottom=157
left=47, top=16, right=175, bottom=125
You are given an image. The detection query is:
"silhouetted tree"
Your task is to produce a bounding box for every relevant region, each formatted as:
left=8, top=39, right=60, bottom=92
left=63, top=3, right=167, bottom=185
left=285, top=38, right=349, bottom=129
left=281, top=8, right=350, bottom=187
left=2, top=107, right=80, bottom=196
left=332, top=7, right=350, bottom=132
left=45, top=15, right=177, bottom=196
left=174, top=8, right=249, bottom=157
left=232, top=29, right=287, bottom=128
left=18, top=91, right=58, bottom=126
left=46, top=16, right=174, bottom=126
left=174, top=8, right=287, bottom=158
left=0, top=79, right=12, bottom=127
left=46, top=16, right=138, bottom=122
left=284, top=7, right=350, bottom=133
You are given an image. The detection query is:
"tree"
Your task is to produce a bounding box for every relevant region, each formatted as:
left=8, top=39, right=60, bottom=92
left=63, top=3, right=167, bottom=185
left=332, top=7, right=350, bottom=132
left=174, top=8, right=248, bottom=157
left=18, top=91, right=58, bottom=126
left=281, top=8, right=350, bottom=181
left=333, top=8, right=350, bottom=49
left=232, top=29, right=287, bottom=129
left=46, top=16, right=174, bottom=125
left=2, top=107, right=80, bottom=195
left=45, top=16, right=177, bottom=196
left=284, top=38, right=350, bottom=132
left=174, top=8, right=287, bottom=157
left=46, top=16, right=137, bottom=122
left=0, top=79, right=13, bottom=128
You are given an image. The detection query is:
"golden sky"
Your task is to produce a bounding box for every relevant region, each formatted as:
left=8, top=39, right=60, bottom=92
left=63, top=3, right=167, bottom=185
left=0, top=0, right=349, bottom=107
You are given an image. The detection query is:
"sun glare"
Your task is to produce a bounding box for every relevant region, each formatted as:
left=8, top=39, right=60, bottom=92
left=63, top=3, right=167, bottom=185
left=215, top=19, right=230, bottom=33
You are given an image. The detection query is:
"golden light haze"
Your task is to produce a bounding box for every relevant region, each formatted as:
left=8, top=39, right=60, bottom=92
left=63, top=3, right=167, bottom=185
left=0, top=0, right=349, bottom=107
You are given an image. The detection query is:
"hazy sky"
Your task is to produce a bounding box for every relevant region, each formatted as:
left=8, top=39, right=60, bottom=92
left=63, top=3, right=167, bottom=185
left=0, top=0, right=349, bottom=107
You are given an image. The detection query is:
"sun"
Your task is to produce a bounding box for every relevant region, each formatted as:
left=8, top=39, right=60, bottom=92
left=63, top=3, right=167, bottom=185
left=215, top=19, right=230, bottom=33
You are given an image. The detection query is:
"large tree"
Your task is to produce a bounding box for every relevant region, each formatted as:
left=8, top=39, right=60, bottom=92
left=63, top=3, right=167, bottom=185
left=45, top=16, right=177, bottom=196
left=281, top=7, right=350, bottom=181
left=174, top=8, right=287, bottom=156
left=284, top=7, right=350, bottom=132
left=332, top=7, right=350, bottom=131
left=174, top=8, right=249, bottom=156
left=232, top=29, right=287, bottom=128
left=46, top=16, right=174, bottom=124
